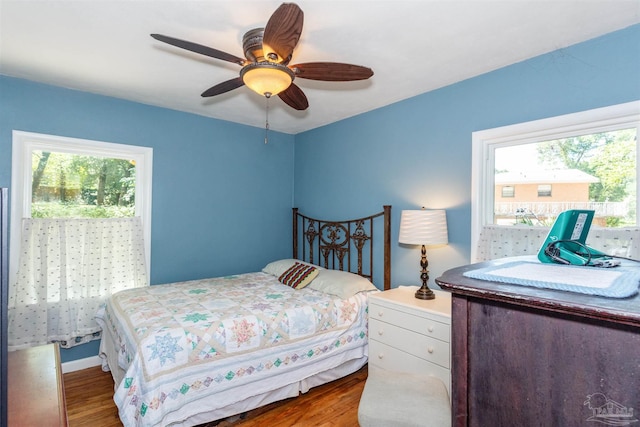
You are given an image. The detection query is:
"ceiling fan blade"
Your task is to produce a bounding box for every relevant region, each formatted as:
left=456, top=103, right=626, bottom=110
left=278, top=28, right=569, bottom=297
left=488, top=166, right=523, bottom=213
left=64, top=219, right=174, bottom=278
left=201, top=77, right=245, bottom=97
left=151, top=34, right=246, bottom=66
left=291, top=62, right=374, bottom=81
left=262, top=3, right=304, bottom=63
left=278, top=83, right=309, bottom=111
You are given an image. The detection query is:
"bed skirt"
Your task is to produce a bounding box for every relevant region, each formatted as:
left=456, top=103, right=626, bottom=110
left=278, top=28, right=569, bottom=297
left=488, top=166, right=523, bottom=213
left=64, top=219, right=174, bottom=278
left=99, top=328, right=367, bottom=426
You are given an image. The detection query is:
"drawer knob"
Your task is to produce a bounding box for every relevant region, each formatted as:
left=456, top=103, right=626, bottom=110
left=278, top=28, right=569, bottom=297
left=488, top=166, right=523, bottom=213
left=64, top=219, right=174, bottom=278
left=428, top=347, right=434, bottom=354
left=378, top=311, right=384, bottom=317
left=428, top=326, right=435, bottom=332
left=377, top=329, right=384, bottom=336
left=378, top=353, right=384, bottom=359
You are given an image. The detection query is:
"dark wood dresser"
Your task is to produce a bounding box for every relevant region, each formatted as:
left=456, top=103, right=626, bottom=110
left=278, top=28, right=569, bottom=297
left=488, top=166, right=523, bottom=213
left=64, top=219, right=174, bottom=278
left=436, top=260, right=640, bottom=427
left=8, top=343, right=68, bottom=426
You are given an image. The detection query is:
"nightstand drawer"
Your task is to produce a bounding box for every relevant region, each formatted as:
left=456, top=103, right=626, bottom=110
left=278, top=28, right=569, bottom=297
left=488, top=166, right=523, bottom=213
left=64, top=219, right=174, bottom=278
left=369, top=339, right=451, bottom=393
left=369, top=301, right=450, bottom=342
left=369, top=318, right=450, bottom=368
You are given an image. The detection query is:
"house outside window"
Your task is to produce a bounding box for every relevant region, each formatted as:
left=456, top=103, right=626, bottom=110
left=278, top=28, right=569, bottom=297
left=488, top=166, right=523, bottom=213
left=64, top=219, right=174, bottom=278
left=471, top=101, right=640, bottom=261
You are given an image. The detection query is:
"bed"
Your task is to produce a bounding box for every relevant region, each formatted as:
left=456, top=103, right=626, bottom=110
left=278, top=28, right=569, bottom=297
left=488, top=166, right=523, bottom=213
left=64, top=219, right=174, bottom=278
left=96, top=206, right=391, bottom=426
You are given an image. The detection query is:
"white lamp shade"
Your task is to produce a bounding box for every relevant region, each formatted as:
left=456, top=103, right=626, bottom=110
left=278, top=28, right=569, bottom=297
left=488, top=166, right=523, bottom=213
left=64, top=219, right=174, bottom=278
left=399, top=209, right=448, bottom=246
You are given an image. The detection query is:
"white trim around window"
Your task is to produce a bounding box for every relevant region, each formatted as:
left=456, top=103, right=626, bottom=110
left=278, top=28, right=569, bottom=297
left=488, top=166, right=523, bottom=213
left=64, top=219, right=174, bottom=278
left=471, top=101, right=640, bottom=262
left=10, top=130, right=153, bottom=282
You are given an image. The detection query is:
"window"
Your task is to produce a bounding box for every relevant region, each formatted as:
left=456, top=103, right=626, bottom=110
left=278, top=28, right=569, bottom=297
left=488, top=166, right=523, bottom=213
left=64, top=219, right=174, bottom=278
left=10, top=131, right=153, bottom=278
left=9, top=131, right=153, bottom=349
left=537, top=184, right=552, bottom=197
left=501, top=186, right=515, bottom=198
left=31, top=150, right=136, bottom=218
left=471, top=101, right=640, bottom=261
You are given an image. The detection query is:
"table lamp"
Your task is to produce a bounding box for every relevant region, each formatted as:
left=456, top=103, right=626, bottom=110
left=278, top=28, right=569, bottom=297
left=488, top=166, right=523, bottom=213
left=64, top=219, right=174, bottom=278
left=399, top=209, right=448, bottom=300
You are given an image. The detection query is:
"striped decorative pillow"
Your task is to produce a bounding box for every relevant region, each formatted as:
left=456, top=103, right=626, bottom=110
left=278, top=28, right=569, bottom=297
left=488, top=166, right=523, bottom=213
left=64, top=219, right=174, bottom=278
left=278, top=262, right=319, bottom=289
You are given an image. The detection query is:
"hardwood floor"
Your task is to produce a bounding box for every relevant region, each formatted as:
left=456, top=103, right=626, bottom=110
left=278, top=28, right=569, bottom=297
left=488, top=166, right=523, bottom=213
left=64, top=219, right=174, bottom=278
left=63, top=365, right=121, bottom=426
left=63, top=364, right=368, bottom=426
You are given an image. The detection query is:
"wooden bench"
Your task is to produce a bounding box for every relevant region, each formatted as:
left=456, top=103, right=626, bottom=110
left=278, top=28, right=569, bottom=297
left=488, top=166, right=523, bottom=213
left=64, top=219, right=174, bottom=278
left=8, top=343, right=68, bottom=426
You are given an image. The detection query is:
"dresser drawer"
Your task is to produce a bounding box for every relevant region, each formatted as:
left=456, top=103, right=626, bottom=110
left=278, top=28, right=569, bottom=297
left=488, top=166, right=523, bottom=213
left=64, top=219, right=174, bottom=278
left=369, top=301, right=450, bottom=342
left=369, top=318, right=450, bottom=368
left=369, top=339, right=451, bottom=394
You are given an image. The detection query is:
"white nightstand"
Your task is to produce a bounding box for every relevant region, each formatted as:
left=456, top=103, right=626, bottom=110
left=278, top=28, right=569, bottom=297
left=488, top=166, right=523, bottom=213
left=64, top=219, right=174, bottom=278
left=367, top=286, right=452, bottom=394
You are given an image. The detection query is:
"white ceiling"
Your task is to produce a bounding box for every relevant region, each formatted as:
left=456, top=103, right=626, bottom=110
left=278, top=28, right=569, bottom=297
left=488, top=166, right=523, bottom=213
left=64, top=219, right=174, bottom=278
left=1, top=1, right=639, bottom=134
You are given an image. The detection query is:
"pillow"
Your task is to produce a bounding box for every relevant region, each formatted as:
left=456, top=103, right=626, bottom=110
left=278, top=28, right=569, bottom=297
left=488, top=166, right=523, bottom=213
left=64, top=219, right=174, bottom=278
left=278, top=262, right=320, bottom=289
left=262, top=258, right=323, bottom=277
left=307, top=269, right=378, bottom=299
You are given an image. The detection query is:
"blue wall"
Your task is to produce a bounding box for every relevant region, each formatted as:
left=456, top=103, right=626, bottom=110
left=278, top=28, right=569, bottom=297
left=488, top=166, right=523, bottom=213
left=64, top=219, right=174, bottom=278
left=0, top=78, right=296, bottom=361
left=1, top=24, right=638, bottom=362
left=293, top=24, right=640, bottom=289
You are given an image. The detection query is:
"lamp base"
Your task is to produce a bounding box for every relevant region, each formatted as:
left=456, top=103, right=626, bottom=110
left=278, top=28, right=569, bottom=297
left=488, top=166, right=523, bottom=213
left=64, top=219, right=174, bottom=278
left=415, top=244, right=436, bottom=300
left=415, top=285, right=435, bottom=300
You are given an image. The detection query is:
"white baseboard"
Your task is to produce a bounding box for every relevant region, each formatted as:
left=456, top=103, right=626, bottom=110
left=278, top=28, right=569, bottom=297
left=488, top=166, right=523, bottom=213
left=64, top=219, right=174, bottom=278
left=61, top=355, right=102, bottom=373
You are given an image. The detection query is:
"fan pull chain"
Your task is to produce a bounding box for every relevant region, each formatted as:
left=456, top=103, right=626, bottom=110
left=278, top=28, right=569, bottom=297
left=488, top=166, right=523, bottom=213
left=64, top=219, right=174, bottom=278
left=264, top=95, right=271, bottom=144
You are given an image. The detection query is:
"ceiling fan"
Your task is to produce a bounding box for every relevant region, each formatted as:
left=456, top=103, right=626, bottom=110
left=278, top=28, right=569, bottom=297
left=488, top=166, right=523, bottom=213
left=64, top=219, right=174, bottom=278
left=151, top=2, right=373, bottom=111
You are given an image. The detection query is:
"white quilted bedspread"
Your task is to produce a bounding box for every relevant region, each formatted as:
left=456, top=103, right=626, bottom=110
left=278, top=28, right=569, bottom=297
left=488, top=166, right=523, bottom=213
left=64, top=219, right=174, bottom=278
left=96, top=272, right=369, bottom=426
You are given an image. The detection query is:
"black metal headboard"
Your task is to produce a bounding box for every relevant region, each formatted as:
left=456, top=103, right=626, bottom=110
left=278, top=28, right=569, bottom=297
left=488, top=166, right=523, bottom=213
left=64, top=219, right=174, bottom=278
left=292, top=206, right=391, bottom=290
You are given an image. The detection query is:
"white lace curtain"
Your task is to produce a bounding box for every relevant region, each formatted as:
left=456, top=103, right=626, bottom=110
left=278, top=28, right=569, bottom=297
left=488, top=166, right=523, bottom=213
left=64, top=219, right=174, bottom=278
left=475, top=225, right=640, bottom=262
left=8, top=217, right=148, bottom=350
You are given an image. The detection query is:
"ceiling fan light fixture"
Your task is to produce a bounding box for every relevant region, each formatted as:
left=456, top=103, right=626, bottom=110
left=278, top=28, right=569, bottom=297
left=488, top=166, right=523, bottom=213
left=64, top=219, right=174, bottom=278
left=241, top=62, right=294, bottom=97
left=152, top=3, right=372, bottom=111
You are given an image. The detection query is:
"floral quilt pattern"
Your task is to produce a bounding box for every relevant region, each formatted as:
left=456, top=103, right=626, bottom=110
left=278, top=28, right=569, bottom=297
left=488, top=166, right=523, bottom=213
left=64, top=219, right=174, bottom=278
left=96, top=272, right=370, bottom=426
